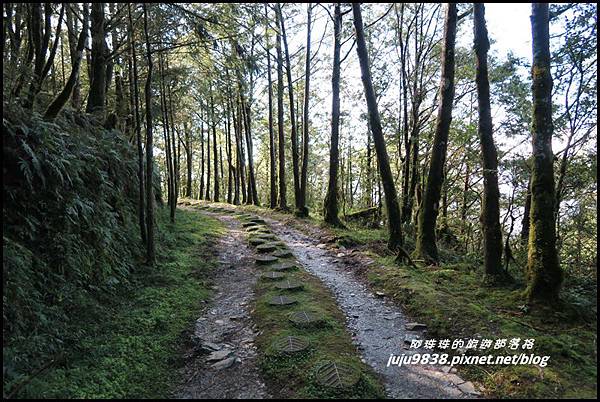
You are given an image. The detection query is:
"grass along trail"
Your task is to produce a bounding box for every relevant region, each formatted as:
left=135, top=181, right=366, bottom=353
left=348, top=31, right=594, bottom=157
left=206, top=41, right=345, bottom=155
left=181, top=200, right=480, bottom=398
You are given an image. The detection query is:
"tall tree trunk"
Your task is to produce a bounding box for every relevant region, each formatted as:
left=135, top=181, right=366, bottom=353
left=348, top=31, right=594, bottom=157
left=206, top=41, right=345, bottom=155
left=233, top=102, right=240, bottom=205
left=275, top=10, right=288, bottom=210
left=366, top=127, right=373, bottom=207
left=415, top=3, right=457, bottom=264
left=142, top=3, right=155, bottom=265
left=11, top=3, right=35, bottom=100
left=211, top=87, right=219, bottom=202
left=185, top=122, right=192, bottom=197
left=352, top=3, right=404, bottom=252
left=205, top=95, right=211, bottom=201
left=526, top=3, right=562, bottom=302
left=129, top=3, right=145, bottom=243
left=265, top=4, right=277, bottom=209
left=474, top=4, right=508, bottom=282
left=167, top=64, right=178, bottom=216
left=25, top=4, right=65, bottom=109
left=298, top=3, right=312, bottom=217
left=277, top=3, right=301, bottom=213
left=199, top=108, right=205, bottom=199
left=241, top=93, right=259, bottom=205
left=159, top=54, right=174, bottom=222
left=234, top=98, right=247, bottom=203
left=44, top=4, right=88, bottom=119
left=104, top=2, right=115, bottom=102
left=323, top=3, right=344, bottom=227
left=398, top=4, right=412, bottom=224
left=66, top=4, right=82, bottom=108
left=225, top=99, right=233, bottom=204
left=86, top=2, right=107, bottom=115
left=461, top=154, right=471, bottom=239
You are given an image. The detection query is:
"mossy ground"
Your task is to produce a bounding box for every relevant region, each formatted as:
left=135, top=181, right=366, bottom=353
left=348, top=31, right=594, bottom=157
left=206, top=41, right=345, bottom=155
left=325, top=222, right=597, bottom=399
left=15, top=207, right=223, bottom=398
left=235, top=214, right=385, bottom=399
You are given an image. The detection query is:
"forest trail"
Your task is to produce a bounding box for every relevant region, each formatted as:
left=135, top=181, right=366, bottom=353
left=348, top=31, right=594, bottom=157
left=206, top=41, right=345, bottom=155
left=182, top=203, right=481, bottom=399
left=262, top=214, right=478, bottom=399
left=176, top=212, right=270, bottom=399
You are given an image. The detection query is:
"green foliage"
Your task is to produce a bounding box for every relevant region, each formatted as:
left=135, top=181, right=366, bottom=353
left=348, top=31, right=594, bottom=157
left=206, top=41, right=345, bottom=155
left=2, top=105, right=157, bottom=396
left=7, top=208, right=222, bottom=398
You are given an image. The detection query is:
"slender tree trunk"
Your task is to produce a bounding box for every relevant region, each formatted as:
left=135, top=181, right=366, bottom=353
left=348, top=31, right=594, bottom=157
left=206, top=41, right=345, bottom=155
left=199, top=108, right=205, bottom=199
left=324, top=3, right=344, bottom=227
left=233, top=104, right=240, bottom=205
left=185, top=122, right=192, bottom=198
left=352, top=3, right=404, bottom=252
left=415, top=3, right=457, bottom=264
left=461, top=154, right=471, bottom=241
left=211, top=87, right=219, bottom=202
left=275, top=10, right=288, bottom=210
left=526, top=3, right=562, bottom=302
left=104, top=2, right=115, bottom=102
left=167, top=64, right=178, bottom=216
left=474, top=4, right=508, bottom=282
left=298, top=3, right=312, bottom=217
left=399, top=4, right=412, bottom=224
left=225, top=99, right=233, bottom=204
left=66, top=4, right=82, bottom=108
left=11, top=3, right=35, bottom=100
left=366, top=128, right=373, bottom=207
left=205, top=94, right=211, bottom=201
left=44, top=4, right=88, bottom=119
left=277, top=3, right=300, bottom=213
left=241, top=93, right=259, bottom=205
left=520, top=175, right=532, bottom=244
left=25, top=4, right=65, bottom=109
left=265, top=5, right=277, bottom=209
left=129, top=3, right=146, bottom=243
left=142, top=3, right=155, bottom=265
left=234, top=98, right=247, bottom=203
left=159, top=54, right=174, bottom=221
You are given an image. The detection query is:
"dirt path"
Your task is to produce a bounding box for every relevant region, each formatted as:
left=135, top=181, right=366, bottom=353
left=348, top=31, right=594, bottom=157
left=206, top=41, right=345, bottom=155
left=176, top=213, right=270, bottom=399
left=259, top=215, right=480, bottom=399
left=177, top=205, right=480, bottom=399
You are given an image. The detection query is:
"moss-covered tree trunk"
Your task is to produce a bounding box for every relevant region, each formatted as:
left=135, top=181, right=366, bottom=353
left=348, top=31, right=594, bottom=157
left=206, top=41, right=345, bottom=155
left=323, top=3, right=344, bottom=228
left=474, top=4, right=508, bottom=282
left=352, top=3, right=404, bottom=252
left=415, top=3, right=457, bottom=264
left=526, top=3, right=563, bottom=301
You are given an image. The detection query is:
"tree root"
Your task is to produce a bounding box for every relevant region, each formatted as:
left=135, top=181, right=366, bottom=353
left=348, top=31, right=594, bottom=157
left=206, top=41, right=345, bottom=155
left=395, top=246, right=417, bottom=268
